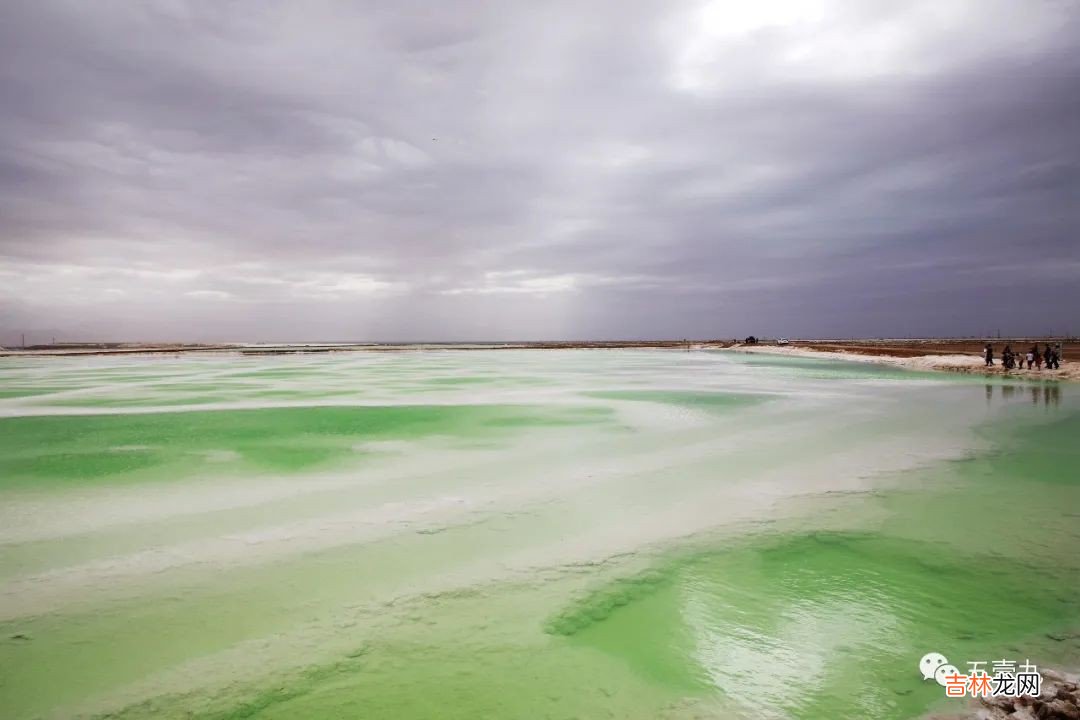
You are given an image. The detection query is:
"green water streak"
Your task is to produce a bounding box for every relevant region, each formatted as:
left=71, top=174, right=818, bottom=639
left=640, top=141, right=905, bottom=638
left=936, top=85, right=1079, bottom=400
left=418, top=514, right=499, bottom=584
left=0, top=404, right=612, bottom=489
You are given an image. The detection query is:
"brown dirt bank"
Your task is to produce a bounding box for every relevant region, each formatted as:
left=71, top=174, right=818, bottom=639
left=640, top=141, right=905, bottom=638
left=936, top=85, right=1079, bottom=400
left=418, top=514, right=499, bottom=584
left=791, top=339, right=1078, bottom=362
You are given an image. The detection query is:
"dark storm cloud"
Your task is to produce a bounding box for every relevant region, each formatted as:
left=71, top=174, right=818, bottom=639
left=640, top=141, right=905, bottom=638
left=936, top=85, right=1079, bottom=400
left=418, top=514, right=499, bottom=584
left=0, top=0, right=1077, bottom=343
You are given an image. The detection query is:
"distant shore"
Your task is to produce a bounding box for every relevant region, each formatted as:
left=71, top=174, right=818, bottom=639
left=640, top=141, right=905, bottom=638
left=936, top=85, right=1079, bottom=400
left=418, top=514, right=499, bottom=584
left=2, top=338, right=1076, bottom=381
left=0, top=340, right=704, bottom=357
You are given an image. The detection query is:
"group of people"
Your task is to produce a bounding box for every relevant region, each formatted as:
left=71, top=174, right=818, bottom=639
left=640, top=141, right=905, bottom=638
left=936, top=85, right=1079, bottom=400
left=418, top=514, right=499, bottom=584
left=984, top=342, right=1063, bottom=370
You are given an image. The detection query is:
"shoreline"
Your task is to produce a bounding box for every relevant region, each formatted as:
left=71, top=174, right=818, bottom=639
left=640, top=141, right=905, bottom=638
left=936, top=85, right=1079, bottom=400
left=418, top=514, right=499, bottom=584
left=0, top=340, right=703, bottom=357
left=718, top=344, right=1079, bottom=382
left=1, top=339, right=1075, bottom=382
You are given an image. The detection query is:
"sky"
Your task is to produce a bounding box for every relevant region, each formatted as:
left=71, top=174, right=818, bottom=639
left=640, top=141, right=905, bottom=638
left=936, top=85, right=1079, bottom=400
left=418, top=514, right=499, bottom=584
left=0, top=0, right=1077, bottom=344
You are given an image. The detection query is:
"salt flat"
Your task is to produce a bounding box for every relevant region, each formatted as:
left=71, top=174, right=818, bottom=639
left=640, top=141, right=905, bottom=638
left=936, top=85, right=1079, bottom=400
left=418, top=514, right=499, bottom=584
left=0, top=350, right=1076, bottom=720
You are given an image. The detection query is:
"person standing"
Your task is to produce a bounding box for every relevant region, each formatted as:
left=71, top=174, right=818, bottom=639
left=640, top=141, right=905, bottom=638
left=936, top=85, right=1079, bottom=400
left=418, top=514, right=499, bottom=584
left=1003, top=345, right=1015, bottom=369
left=1026, top=348, right=1035, bottom=369
left=984, top=343, right=994, bottom=367
left=1044, top=344, right=1055, bottom=370
left=1055, top=342, right=1064, bottom=367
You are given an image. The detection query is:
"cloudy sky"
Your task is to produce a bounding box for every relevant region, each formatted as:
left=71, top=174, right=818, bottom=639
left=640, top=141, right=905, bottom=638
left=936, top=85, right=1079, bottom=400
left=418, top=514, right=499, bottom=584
left=1, top=0, right=1077, bottom=343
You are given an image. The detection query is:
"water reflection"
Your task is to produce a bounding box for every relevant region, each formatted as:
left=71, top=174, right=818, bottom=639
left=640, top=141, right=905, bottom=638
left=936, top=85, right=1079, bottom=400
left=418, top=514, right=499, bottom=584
left=983, top=382, right=1060, bottom=409
left=581, top=526, right=1080, bottom=720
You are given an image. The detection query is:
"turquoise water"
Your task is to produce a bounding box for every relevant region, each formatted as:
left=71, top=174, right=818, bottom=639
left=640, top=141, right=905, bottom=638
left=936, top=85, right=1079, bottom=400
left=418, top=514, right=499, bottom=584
left=0, top=350, right=1075, bottom=719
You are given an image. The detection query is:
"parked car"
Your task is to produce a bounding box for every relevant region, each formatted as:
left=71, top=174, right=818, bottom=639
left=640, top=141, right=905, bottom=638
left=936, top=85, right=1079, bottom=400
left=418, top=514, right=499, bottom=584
left=777, top=338, right=790, bottom=345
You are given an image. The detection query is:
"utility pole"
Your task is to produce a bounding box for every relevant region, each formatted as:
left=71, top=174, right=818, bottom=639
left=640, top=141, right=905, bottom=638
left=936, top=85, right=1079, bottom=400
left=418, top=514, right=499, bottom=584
left=21, top=333, right=25, bottom=348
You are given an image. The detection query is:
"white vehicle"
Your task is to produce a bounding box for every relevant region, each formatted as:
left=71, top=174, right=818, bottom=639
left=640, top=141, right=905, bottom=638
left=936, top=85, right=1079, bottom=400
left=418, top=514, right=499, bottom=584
left=777, top=338, right=790, bottom=345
